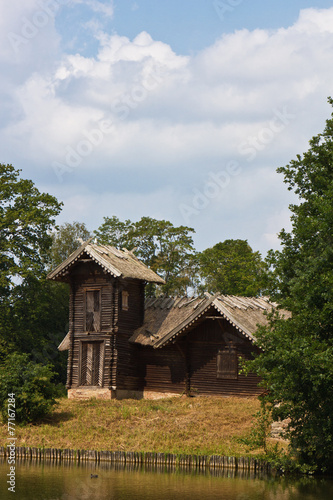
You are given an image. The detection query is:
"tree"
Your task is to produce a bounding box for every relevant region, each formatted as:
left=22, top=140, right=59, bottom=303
left=94, top=216, right=196, bottom=296
left=0, top=165, right=66, bottom=380
left=247, top=98, right=333, bottom=473
left=196, top=239, right=267, bottom=296
left=0, top=164, right=62, bottom=290
left=93, top=215, right=133, bottom=249
left=0, top=353, right=58, bottom=424
left=47, top=221, right=92, bottom=269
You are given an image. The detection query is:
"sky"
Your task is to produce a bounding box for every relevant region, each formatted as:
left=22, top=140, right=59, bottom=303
left=1, top=0, right=333, bottom=257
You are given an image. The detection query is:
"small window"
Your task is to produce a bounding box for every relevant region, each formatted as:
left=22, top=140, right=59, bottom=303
left=122, top=290, right=129, bottom=311
left=217, top=345, right=238, bottom=380
left=85, top=289, right=101, bottom=332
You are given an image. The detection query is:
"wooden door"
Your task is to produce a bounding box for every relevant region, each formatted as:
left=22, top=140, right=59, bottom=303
left=80, top=342, right=104, bottom=386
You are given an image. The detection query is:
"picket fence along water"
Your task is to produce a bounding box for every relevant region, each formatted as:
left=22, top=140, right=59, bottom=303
left=0, top=446, right=271, bottom=473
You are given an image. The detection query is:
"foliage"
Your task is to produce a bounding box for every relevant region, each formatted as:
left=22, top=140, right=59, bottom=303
left=0, top=353, right=58, bottom=424
left=239, top=398, right=273, bottom=454
left=196, top=239, right=267, bottom=296
left=94, top=216, right=196, bottom=296
left=0, top=164, right=62, bottom=290
left=247, top=98, right=333, bottom=473
left=93, top=215, right=133, bottom=249
left=0, top=165, right=67, bottom=381
left=47, top=221, right=92, bottom=269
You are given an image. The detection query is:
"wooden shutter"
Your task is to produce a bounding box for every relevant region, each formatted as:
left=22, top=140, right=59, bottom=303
left=217, top=346, right=238, bottom=380
left=85, top=290, right=101, bottom=332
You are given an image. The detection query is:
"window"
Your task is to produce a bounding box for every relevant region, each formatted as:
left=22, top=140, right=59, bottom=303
left=80, top=341, right=104, bottom=386
left=85, top=289, right=101, bottom=332
left=122, top=290, right=129, bottom=311
left=217, top=345, right=238, bottom=380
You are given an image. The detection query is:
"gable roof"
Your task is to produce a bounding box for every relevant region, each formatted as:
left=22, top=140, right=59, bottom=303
left=47, top=240, right=165, bottom=284
left=129, top=294, right=290, bottom=348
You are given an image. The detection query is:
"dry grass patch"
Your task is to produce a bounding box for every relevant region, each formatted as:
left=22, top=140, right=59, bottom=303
left=0, top=396, right=271, bottom=456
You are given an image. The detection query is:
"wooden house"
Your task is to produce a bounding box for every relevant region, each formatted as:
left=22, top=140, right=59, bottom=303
left=47, top=240, right=165, bottom=400
left=49, top=242, right=283, bottom=400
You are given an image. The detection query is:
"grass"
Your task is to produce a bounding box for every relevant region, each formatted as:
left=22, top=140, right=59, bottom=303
left=0, top=396, right=283, bottom=456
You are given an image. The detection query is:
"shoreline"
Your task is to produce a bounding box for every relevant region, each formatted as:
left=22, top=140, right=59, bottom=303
left=0, top=445, right=272, bottom=473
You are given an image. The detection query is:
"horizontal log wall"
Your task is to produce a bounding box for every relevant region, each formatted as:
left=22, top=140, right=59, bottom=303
left=138, top=318, right=262, bottom=397
left=115, top=278, right=145, bottom=390
left=188, top=319, right=261, bottom=396
left=0, top=446, right=272, bottom=473
left=139, top=344, right=186, bottom=394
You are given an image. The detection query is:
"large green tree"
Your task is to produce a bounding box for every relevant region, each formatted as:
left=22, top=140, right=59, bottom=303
left=196, top=239, right=267, bottom=296
left=248, top=99, right=333, bottom=473
left=0, top=164, right=67, bottom=380
left=94, top=216, right=196, bottom=296
left=0, top=164, right=62, bottom=290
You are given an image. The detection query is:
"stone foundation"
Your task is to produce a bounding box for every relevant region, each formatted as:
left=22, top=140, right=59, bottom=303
left=142, top=390, right=181, bottom=400
left=68, top=387, right=114, bottom=400
left=68, top=387, right=181, bottom=400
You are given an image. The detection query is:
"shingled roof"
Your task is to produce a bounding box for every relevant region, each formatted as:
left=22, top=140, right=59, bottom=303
left=129, top=294, right=290, bottom=349
left=47, top=240, right=165, bottom=284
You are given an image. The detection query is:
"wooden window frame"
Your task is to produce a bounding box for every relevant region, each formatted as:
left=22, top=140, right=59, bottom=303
left=121, top=290, right=129, bottom=311
left=217, top=345, right=238, bottom=380
left=84, top=288, right=102, bottom=333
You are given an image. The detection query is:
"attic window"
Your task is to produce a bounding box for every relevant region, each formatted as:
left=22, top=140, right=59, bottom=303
left=122, top=290, right=129, bottom=311
left=85, top=289, right=101, bottom=332
left=217, top=345, right=238, bottom=380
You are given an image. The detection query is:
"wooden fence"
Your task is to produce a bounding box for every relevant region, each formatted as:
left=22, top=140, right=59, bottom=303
left=0, top=446, right=271, bottom=473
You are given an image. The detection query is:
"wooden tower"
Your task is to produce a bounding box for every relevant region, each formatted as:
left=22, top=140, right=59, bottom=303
left=47, top=241, right=165, bottom=399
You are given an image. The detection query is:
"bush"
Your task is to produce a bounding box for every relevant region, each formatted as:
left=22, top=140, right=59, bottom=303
left=0, top=353, right=58, bottom=424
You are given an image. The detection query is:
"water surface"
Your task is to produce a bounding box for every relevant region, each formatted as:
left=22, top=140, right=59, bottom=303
left=1, top=460, right=333, bottom=499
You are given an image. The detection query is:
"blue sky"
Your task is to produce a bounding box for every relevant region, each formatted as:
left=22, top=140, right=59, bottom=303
left=1, top=0, right=333, bottom=257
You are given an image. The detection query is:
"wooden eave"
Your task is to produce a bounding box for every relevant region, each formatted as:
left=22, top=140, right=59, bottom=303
left=131, top=294, right=285, bottom=350
left=47, top=241, right=165, bottom=284
left=152, top=295, right=218, bottom=349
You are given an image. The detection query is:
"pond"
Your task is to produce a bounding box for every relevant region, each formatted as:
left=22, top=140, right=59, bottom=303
left=1, top=460, right=333, bottom=500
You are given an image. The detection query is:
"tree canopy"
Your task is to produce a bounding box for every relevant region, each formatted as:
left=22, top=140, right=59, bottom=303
left=248, top=98, right=333, bottom=473
left=0, top=164, right=62, bottom=291
left=0, top=164, right=67, bottom=380
left=94, top=216, right=196, bottom=296
left=196, top=239, right=266, bottom=296
left=47, top=221, right=92, bottom=269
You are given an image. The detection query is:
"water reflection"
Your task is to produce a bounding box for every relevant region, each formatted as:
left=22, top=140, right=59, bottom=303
left=0, top=459, right=332, bottom=500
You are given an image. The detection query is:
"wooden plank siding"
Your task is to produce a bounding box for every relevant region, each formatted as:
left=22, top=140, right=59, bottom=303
left=115, top=279, right=145, bottom=391
left=68, top=268, right=146, bottom=392
left=137, top=317, right=262, bottom=397
left=68, top=262, right=117, bottom=389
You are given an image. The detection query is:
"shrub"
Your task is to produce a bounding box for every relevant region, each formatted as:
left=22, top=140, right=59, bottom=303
left=0, top=352, right=58, bottom=424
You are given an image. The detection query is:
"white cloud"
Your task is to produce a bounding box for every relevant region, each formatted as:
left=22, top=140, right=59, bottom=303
left=2, top=7, right=333, bottom=254
left=72, top=0, right=114, bottom=18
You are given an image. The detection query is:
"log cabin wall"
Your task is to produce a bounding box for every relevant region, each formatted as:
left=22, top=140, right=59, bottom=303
left=68, top=262, right=115, bottom=390
left=186, top=318, right=262, bottom=396
left=137, top=316, right=262, bottom=397
left=115, top=278, right=146, bottom=391
left=137, top=343, right=186, bottom=395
